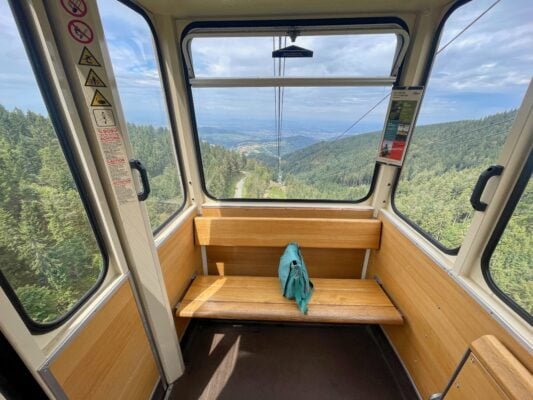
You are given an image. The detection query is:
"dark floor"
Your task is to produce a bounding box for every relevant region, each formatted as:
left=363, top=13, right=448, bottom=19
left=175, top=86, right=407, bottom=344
left=170, top=321, right=418, bottom=400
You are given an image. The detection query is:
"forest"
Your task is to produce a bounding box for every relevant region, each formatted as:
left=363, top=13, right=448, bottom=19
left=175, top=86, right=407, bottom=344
left=0, top=105, right=530, bottom=324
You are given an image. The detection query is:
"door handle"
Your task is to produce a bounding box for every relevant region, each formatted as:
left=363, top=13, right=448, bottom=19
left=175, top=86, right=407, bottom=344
left=470, top=165, right=504, bottom=212
left=129, top=159, right=151, bottom=201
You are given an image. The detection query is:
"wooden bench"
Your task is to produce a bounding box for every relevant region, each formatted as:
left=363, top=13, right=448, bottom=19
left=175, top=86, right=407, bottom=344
left=176, top=216, right=402, bottom=325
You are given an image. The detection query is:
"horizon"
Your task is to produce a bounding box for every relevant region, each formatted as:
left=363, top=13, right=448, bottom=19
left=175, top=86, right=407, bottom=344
left=0, top=101, right=517, bottom=146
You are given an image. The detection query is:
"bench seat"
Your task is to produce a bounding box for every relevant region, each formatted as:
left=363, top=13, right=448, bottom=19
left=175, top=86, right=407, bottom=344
left=177, top=276, right=403, bottom=325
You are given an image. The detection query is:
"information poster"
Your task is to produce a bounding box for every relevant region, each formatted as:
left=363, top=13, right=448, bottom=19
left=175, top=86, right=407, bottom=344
left=376, top=87, right=424, bottom=166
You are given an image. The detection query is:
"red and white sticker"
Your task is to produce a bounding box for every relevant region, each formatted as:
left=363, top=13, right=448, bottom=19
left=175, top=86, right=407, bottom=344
left=61, top=0, right=87, bottom=17
left=68, top=20, right=93, bottom=44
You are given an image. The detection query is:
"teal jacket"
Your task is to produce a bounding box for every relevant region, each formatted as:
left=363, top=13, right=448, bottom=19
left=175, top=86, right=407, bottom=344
left=279, top=243, right=313, bottom=314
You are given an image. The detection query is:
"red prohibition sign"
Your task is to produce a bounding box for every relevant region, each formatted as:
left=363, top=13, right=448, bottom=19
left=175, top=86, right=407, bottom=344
left=68, top=20, right=94, bottom=44
left=61, top=0, right=88, bottom=17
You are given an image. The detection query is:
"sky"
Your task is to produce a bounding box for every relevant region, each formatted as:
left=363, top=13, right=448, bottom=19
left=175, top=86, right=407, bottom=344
left=0, top=0, right=532, bottom=136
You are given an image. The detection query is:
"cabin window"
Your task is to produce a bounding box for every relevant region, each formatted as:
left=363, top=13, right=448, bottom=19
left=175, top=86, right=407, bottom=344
left=0, top=0, right=106, bottom=329
left=482, top=154, right=532, bottom=324
left=183, top=24, right=408, bottom=200
left=98, top=0, right=186, bottom=232
left=392, top=0, right=532, bottom=253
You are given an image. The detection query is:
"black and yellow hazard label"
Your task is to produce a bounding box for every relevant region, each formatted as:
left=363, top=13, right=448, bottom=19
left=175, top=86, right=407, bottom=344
left=91, top=90, right=112, bottom=107
left=85, top=69, right=106, bottom=87
left=78, top=46, right=101, bottom=66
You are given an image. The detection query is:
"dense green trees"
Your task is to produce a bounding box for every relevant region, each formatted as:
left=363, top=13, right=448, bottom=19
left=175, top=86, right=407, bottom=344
left=395, top=111, right=515, bottom=249
left=200, top=140, right=246, bottom=198
left=0, top=112, right=184, bottom=323
left=489, top=180, right=532, bottom=314
left=0, top=104, right=529, bottom=325
left=127, top=123, right=184, bottom=229
left=0, top=106, right=102, bottom=323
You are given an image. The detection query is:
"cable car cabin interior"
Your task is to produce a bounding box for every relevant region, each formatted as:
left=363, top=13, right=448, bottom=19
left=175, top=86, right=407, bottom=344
left=0, top=0, right=532, bottom=399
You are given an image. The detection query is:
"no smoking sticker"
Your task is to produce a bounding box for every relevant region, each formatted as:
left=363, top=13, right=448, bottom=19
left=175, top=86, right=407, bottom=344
left=61, top=0, right=87, bottom=17
left=68, top=20, right=93, bottom=44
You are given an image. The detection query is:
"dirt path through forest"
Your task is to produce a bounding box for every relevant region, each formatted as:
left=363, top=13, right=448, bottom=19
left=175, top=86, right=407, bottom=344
left=234, top=172, right=247, bottom=197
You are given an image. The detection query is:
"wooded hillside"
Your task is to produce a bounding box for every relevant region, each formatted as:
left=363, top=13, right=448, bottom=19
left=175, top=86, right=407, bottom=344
left=0, top=105, right=529, bottom=324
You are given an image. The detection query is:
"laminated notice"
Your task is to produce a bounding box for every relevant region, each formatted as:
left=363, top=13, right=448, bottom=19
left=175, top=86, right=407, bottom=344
left=97, top=127, right=136, bottom=204
left=376, top=87, right=424, bottom=166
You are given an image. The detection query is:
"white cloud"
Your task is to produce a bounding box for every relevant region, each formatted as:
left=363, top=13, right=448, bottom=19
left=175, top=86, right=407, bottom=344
left=0, top=0, right=531, bottom=131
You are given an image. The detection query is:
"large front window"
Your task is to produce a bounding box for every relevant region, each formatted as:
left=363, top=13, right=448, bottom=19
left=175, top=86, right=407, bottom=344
left=183, top=23, right=408, bottom=200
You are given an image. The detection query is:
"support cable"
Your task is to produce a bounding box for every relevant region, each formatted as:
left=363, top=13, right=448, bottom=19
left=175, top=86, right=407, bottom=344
left=295, top=0, right=502, bottom=166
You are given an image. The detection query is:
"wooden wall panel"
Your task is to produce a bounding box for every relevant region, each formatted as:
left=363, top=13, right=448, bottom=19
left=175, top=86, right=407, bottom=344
left=367, top=213, right=532, bottom=399
left=207, top=246, right=365, bottom=278
left=200, top=207, right=373, bottom=279
left=158, top=211, right=201, bottom=307
left=201, top=206, right=374, bottom=219
left=157, top=211, right=201, bottom=338
left=49, top=280, right=159, bottom=400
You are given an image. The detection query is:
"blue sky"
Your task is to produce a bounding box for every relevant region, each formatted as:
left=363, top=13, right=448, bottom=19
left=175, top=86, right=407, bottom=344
left=0, top=0, right=531, bottom=136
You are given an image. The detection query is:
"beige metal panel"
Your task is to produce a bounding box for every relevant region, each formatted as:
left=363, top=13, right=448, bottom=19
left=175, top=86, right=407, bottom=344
left=0, top=1, right=147, bottom=397
left=43, top=0, right=183, bottom=383
left=151, top=14, right=205, bottom=211
left=455, top=81, right=533, bottom=281
left=138, top=0, right=449, bottom=19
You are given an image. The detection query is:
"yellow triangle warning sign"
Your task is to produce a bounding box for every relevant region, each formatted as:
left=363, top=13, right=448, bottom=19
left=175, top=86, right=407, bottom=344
left=91, top=90, right=112, bottom=107
left=78, top=46, right=101, bottom=67
left=85, top=69, right=106, bottom=87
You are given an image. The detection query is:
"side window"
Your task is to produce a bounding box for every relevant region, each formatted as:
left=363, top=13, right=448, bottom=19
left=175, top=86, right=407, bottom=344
left=98, top=0, right=185, bottom=232
left=0, top=1, right=106, bottom=328
left=393, top=0, right=532, bottom=252
left=483, top=154, right=531, bottom=323
left=184, top=29, right=407, bottom=201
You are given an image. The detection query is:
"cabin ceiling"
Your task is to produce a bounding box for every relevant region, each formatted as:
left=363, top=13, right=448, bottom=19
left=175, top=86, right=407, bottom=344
left=135, top=0, right=455, bottom=19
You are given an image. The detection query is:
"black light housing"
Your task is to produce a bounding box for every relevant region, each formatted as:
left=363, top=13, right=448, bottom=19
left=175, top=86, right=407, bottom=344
left=272, top=45, right=313, bottom=58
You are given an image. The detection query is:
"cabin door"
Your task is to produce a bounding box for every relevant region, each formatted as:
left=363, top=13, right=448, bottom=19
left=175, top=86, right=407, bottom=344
left=0, top=1, right=183, bottom=398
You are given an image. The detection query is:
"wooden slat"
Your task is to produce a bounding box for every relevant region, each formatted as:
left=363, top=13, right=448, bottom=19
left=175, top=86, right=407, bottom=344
left=444, top=353, right=508, bottom=400
left=206, top=246, right=365, bottom=278
left=201, top=206, right=374, bottom=219
left=194, top=217, right=381, bottom=249
left=470, top=336, right=533, bottom=400
left=367, top=212, right=533, bottom=399
left=177, top=276, right=403, bottom=325
left=50, top=280, right=159, bottom=400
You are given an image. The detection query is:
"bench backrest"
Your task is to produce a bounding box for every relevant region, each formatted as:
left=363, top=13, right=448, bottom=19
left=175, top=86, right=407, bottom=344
left=194, top=217, right=381, bottom=249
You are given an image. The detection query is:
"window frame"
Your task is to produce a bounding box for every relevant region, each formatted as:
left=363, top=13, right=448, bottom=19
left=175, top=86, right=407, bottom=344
left=480, top=150, right=532, bottom=325
left=1, top=0, right=109, bottom=334
left=390, top=0, right=477, bottom=256
left=180, top=17, right=409, bottom=203
left=112, top=0, right=189, bottom=235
